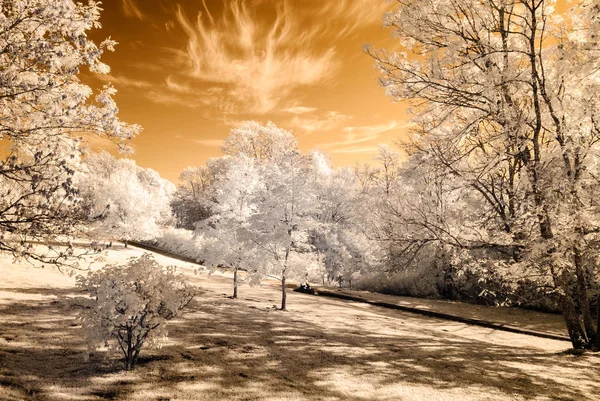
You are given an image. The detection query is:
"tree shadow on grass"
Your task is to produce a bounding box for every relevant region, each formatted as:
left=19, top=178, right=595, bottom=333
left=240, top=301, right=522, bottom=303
left=152, top=298, right=598, bottom=401
left=0, top=298, right=127, bottom=400
left=0, top=287, right=82, bottom=297
left=0, top=288, right=598, bottom=400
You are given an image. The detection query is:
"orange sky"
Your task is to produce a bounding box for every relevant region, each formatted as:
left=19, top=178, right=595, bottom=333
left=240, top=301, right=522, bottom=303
left=85, top=0, right=410, bottom=182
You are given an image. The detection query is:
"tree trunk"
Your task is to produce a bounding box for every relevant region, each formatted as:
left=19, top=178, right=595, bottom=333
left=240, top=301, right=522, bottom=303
left=574, top=248, right=596, bottom=347
left=281, top=274, right=287, bottom=311
left=595, top=296, right=600, bottom=350
left=560, top=295, right=589, bottom=349
left=125, top=328, right=134, bottom=370
left=131, top=336, right=145, bottom=370
left=233, top=268, right=238, bottom=299
left=281, top=242, right=290, bottom=310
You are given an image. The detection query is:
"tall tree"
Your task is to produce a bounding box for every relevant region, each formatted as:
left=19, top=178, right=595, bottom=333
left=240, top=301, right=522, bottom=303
left=218, top=122, right=318, bottom=310
left=0, top=0, right=140, bottom=263
left=249, top=151, right=319, bottom=310
left=369, top=0, right=600, bottom=349
left=198, top=155, right=264, bottom=299
left=373, top=145, right=400, bottom=198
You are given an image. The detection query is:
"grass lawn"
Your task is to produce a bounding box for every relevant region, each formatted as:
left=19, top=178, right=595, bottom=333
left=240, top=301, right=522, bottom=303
left=0, top=246, right=598, bottom=400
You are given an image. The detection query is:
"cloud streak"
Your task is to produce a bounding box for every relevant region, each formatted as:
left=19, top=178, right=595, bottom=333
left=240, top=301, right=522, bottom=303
left=330, top=146, right=379, bottom=155
left=319, top=121, right=403, bottom=154
left=95, top=74, right=152, bottom=90
left=290, top=110, right=352, bottom=133
left=172, top=0, right=388, bottom=114
left=121, top=0, right=145, bottom=20
left=191, top=139, right=224, bottom=147
left=284, top=106, right=318, bottom=115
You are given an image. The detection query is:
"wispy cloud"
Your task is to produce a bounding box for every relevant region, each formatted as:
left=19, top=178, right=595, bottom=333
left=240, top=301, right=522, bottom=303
left=121, top=0, right=145, bottom=20
left=341, top=121, right=400, bottom=143
left=95, top=74, right=152, bottom=90
left=290, top=111, right=352, bottom=133
left=318, top=121, right=402, bottom=154
left=145, top=90, right=202, bottom=108
left=330, top=146, right=380, bottom=155
left=191, top=139, right=223, bottom=147
left=144, top=76, right=239, bottom=112
left=172, top=0, right=389, bottom=114
left=165, top=75, right=195, bottom=94
left=284, top=106, right=318, bottom=115
left=174, top=2, right=335, bottom=114
left=318, top=1, right=389, bottom=39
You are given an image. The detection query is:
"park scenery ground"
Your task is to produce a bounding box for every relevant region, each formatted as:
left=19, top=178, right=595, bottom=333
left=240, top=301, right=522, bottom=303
left=0, top=245, right=599, bottom=401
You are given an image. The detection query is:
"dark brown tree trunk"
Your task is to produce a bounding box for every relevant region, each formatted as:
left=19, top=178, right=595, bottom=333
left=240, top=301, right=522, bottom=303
left=233, top=268, right=238, bottom=299
left=560, top=294, right=588, bottom=349
left=595, top=296, right=600, bottom=350
left=574, top=248, right=596, bottom=347
left=125, top=328, right=134, bottom=370
left=281, top=242, right=290, bottom=310
left=131, top=336, right=144, bottom=370
left=281, top=274, right=287, bottom=311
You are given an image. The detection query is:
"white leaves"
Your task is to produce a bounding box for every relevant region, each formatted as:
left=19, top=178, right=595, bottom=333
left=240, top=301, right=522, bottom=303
left=221, top=121, right=298, bottom=164
left=0, top=0, right=140, bottom=261
left=366, top=0, right=600, bottom=309
left=90, top=61, right=111, bottom=74
left=100, top=38, right=118, bottom=53
left=77, top=152, right=175, bottom=242
left=75, top=253, right=195, bottom=366
left=194, top=121, right=381, bottom=288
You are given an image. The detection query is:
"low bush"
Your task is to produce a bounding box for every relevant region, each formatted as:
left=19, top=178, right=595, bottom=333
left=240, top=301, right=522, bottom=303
left=354, top=268, right=441, bottom=299
left=151, top=228, right=204, bottom=262
left=76, top=253, right=196, bottom=370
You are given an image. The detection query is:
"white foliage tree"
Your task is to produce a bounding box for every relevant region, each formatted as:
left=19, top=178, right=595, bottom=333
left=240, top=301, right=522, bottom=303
left=221, top=121, right=298, bottom=165
left=198, top=155, right=264, bottom=298
left=248, top=150, right=319, bottom=310
left=0, top=0, right=140, bottom=263
left=78, top=152, right=175, bottom=246
left=310, top=152, right=382, bottom=288
left=207, top=122, right=320, bottom=309
left=368, top=0, right=600, bottom=349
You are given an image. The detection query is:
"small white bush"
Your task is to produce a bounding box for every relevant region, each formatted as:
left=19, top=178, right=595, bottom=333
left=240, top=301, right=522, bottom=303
left=76, top=254, right=195, bottom=370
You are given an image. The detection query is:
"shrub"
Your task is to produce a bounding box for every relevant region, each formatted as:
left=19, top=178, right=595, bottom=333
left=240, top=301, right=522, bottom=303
left=355, top=269, right=441, bottom=299
left=76, top=254, right=195, bottom=370
left=152, top=227, right=205, bottom=262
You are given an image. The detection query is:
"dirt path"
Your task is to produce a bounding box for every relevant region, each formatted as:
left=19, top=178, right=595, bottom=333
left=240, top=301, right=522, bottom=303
left=0, top=247, right=598, bottom=401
